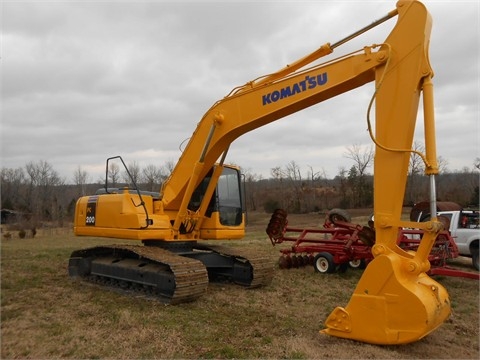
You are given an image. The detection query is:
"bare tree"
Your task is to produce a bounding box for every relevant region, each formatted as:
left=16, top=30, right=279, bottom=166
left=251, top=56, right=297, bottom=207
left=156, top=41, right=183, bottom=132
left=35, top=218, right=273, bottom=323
left=25, top=160, right=64, bottom=223
left=406, top=141, right=425, bottom=205
left=73, top=166, right=89, bottom=197
left=343, top=145, right=374, bottom=207
left=307, top=165, right=326, bottom=182
left=242, top=168, right=262, bottom=211
left=270, top=166, right=285, bottom=180
left=409, top=141, right=425, bottom=176
left=284, top=161, right=301, bottom=182
left=164, top=160, right=176, bottom=176
left=406, top=141, right=450, bottom=204
left=1, top=167, right=26, bottom=211
left=437, top=155, right=449, bottom=174
left=108, top=162, right=120, bottom=187
left=284, top=161, right=303, bottom=212
left=25, top=160, right=63, bottom=187
left=344, top=144, right=374, bottom=176
left=268, top=166, right=287, bottom=210
left=409, top=142, right=448, bottom=175
left=307, top=166, right=332, bottom=210
left=474, top=158, right=480, bottom=171
left=142, top=164, right=164, bottom=192
left=122, top=160, right=141, bottom=186
left=335, top=166, right=349, bottom=208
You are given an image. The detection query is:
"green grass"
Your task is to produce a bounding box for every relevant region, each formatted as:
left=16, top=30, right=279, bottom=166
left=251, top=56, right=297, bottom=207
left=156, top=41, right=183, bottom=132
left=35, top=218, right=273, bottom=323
left=1, top=216, right=479, bottom=359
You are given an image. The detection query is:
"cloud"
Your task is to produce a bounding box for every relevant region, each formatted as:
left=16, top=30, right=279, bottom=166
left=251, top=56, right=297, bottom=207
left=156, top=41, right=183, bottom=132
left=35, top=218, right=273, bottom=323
left=1, top=0, right=478, bottom=185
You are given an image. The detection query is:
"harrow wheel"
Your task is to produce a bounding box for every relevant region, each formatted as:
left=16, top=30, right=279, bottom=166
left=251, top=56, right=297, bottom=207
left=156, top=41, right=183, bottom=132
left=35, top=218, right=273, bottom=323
left=303, top=255, right=311, bottom=266
left=278, top=255, right=291, bottom=269
left=314, top=252, right=336, bottom=273
left=308, top=254, right=315, bottom=265
left=296, top=255, right=306, bottom=267
left=291, top=255, right=300, bottom=268
left=348, top=259, right=367, bottom=269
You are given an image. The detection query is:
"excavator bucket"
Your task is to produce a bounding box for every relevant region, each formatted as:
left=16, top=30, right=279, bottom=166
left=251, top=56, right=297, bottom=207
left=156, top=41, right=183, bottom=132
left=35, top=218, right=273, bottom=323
left=321, top=235, right=451, bottom=345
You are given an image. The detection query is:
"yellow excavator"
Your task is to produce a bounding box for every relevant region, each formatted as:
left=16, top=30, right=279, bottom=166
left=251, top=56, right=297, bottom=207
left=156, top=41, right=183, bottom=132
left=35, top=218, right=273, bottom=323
left=70, top=0, right=450, bottom=345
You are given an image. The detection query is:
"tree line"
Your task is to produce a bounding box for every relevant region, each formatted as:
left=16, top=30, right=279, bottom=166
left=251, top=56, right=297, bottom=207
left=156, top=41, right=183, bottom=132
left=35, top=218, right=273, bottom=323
left=1, top=149, right=479, bottom=232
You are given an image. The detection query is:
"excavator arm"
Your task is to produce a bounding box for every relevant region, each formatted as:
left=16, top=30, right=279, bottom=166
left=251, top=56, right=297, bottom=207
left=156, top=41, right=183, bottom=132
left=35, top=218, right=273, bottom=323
left=72, top=0, right=450, bottom=344
left=319, top=1, right=450, bottom=344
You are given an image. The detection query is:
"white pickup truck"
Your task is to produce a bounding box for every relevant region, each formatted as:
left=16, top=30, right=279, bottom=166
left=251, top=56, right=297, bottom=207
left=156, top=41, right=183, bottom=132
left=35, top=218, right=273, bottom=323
left=410, top=202, right=479, bottom=271
left=437, top=210, right=479, bottom=271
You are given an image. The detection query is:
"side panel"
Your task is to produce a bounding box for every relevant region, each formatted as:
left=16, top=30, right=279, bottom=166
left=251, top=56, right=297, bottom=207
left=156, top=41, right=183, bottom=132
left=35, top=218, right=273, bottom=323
left=454, top=229, right=478, bottom=256
left=74, top=193, right=173, bottom=240
left=200, top=212, right=245, bottom=240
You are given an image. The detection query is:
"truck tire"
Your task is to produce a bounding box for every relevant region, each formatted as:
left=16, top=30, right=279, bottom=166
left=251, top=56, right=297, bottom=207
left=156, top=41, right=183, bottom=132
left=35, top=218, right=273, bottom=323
left=314, top=252, right=336, bottom=273
left=472, top=249, right=479, bottom=271
left=325, top=209, right=351, bottom=227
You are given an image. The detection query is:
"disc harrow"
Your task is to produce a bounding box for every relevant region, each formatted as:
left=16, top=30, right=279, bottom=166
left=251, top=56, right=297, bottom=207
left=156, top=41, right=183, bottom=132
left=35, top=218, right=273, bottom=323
left=266, top=208, right=479, bottom=279
left=267, top=209, right=373, bottom=273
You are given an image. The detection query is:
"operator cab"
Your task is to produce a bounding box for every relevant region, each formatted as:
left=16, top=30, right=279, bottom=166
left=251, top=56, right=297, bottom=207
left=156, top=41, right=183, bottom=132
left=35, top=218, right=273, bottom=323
left=189, top=166, right=243, bottom=226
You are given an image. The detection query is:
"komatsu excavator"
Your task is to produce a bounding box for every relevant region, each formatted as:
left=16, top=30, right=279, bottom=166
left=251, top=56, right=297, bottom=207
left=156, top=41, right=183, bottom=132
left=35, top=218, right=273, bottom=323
left=69, top=0, right=451, bottom=345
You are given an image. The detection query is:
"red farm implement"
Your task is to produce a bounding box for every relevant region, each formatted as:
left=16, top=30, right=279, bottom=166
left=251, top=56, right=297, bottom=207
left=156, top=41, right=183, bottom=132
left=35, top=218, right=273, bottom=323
left=398, top=229, right=479, bottom=279
left=266, top=209, right=374, bottom=273
left=266, top=208, right=479, bottom=280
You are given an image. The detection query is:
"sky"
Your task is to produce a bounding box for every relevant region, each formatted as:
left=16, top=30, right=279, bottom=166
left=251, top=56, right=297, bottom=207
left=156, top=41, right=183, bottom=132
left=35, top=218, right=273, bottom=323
left=1, top=0, right=479, bottom=184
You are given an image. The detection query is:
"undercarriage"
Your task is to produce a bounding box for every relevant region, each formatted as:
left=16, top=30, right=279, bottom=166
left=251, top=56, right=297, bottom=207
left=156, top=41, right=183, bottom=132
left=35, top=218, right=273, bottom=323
left=68, top=242, right=274, bottom=304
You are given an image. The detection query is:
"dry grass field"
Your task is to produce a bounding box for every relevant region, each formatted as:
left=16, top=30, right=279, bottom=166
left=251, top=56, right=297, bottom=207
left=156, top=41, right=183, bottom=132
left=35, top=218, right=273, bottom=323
left=1, top=211, right=479, bottom=359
